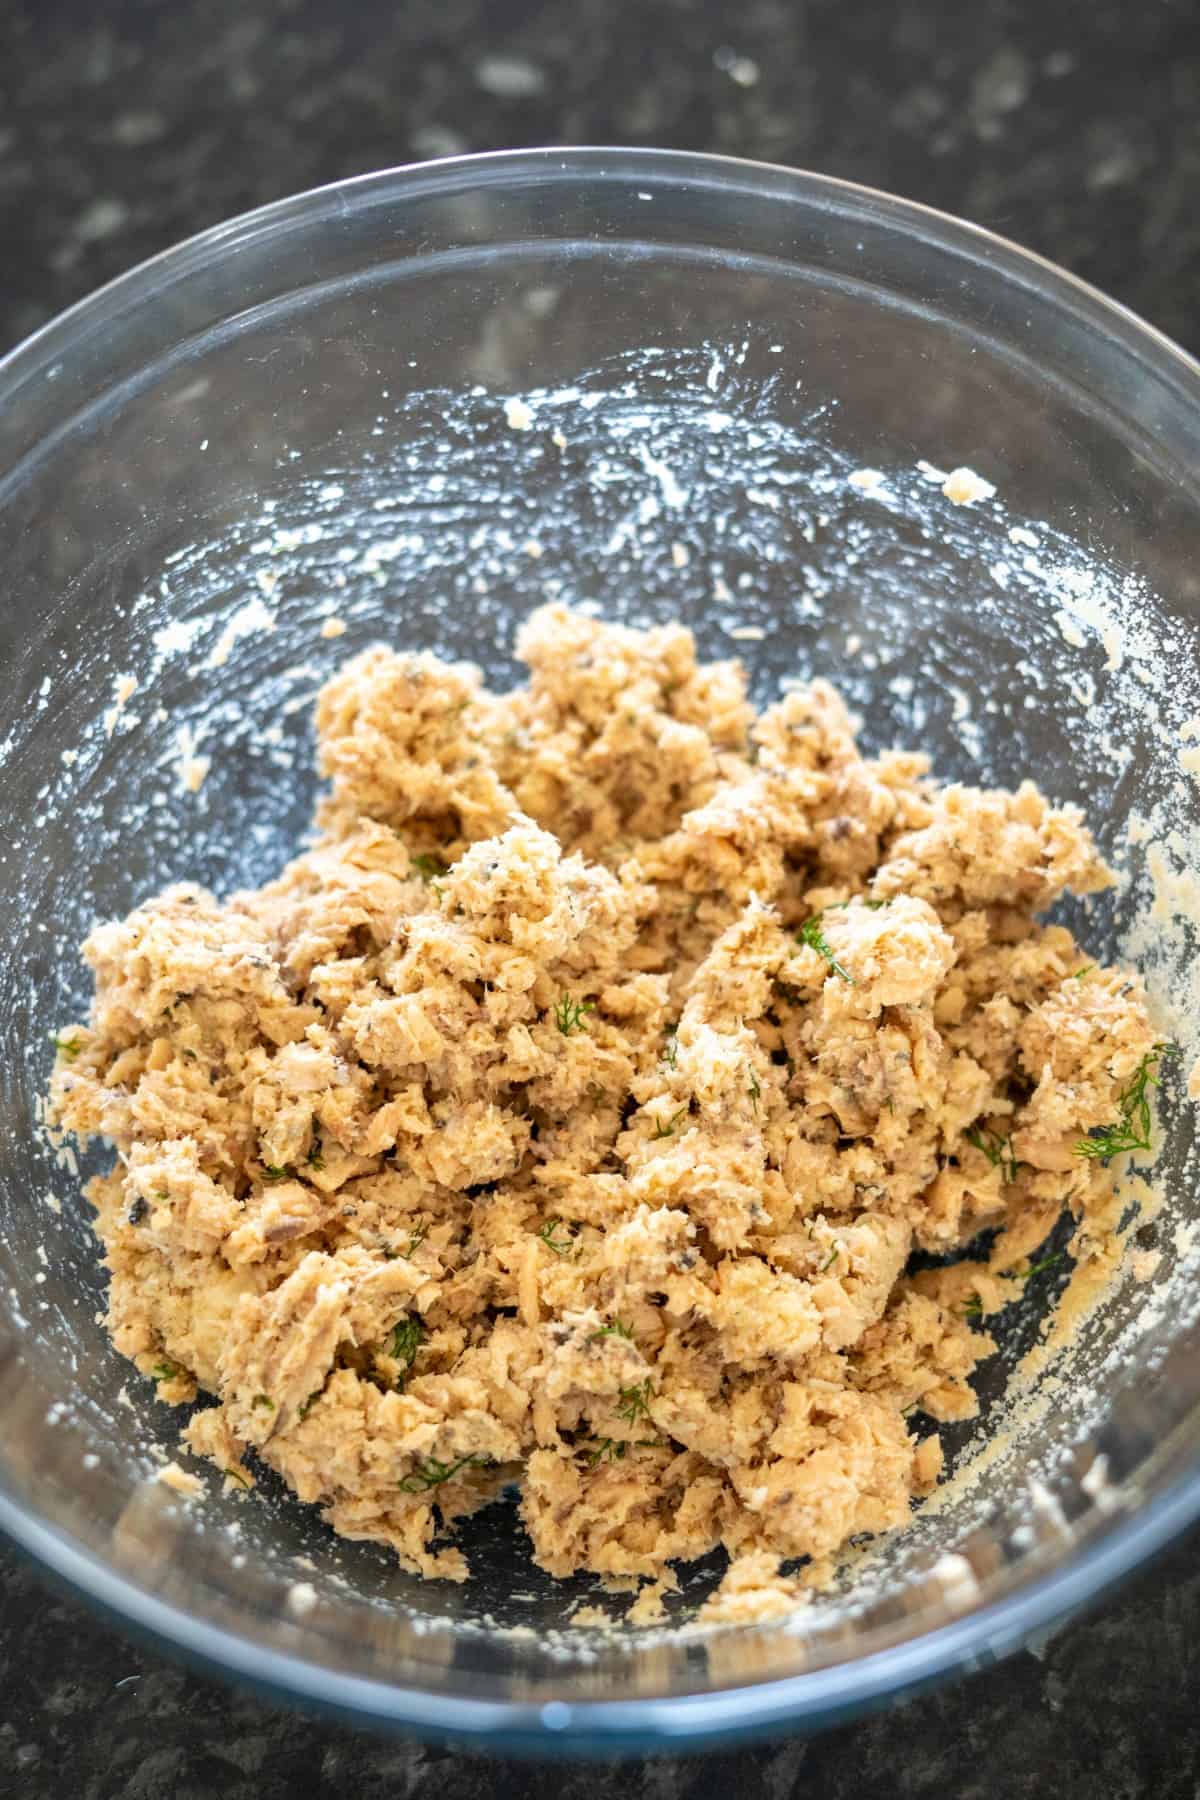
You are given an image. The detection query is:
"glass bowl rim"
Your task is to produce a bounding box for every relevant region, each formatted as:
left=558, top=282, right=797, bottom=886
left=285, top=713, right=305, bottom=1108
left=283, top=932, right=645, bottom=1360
left=5, top=145, right=1200, bottom=1752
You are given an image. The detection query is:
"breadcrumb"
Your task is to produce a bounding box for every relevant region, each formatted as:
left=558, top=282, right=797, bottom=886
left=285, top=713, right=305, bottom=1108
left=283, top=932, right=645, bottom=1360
left=156, top=1460, right=202, bottom=1498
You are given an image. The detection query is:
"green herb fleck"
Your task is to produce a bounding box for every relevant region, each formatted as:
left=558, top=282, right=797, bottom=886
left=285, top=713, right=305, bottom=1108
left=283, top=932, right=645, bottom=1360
left=536, top=1218, right=576, bottom=1257
left=410, top=853, right=449, bottom=882
left=298, top=1392, right=319, bottom=1422
left=261, top=1164, right=294, bottom=1183
left=584, top=1437, right=626, bottom=1466
left=961, top=1294, right=984, bottom=1319
left=224, top=1466, right=252, bottom=1490
left=554, top=993, right=595, bottom=1036
left=616, top=1380, right=654, bottom=1428
left=151, top=1360, right=183, bottom=1382
left=652, top=1108, right=687, bottom=1140
left=399, top=1453, right=489, bottom=1494
left=966, top=1126, right=1023, bottom=1186
left=252, top=1393, right=274, bottom=1410
left=591, top=1319, right=634, bottom=1342
left=50, top=1032, right=81, bottom=1063
left=1076, top=1044, right=1177, bottom=1162
left=405, top=1226, right=428, bottom=1258
left=1070, top=966, right=1094, bottom=981
left=747, top=1068, right=762, bottom=1109
left=798, top=914, right=855, bottom=983
left=389, top=1317, right=425, bottom=1383
left=1017, top=1251, right=1064, bottom=1282
left=819, top=1246, right=839, bottom=1273
left=663, top=1022, right=678, bottom=1068
left=307, top=1140, right=325, bottom=1172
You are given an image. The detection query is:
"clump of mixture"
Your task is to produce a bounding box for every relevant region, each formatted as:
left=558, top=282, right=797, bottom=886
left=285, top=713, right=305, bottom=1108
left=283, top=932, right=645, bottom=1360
left=48, top=605, right=1169, bottom=1609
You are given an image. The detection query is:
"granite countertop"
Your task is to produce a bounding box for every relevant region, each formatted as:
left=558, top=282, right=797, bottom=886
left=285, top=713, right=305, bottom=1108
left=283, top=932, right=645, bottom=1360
left=3, top=0, right=1200, bottom=1793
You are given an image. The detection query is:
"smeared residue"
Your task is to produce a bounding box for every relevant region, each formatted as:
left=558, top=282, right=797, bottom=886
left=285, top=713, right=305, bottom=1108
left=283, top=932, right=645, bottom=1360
left=16, top=337, right=1200, bottom=1654
left=207, top=596, right=276, bottom=669
left=175, top=724, right=211, bottom=794
left=103, top=673, right=138, bottom=737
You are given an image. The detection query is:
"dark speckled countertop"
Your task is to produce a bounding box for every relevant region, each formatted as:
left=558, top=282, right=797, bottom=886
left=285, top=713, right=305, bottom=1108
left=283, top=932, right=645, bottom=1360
left=4, top=0, right=1200, bottom=1793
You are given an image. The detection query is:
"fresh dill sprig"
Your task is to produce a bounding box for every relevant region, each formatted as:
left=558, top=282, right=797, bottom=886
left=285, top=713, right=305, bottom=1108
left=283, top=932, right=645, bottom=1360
left=405, top=1225, right=428, bottom=1258
left=652, top=1108, right=687, bottom=1140
left=1017, top=1251, right=1064, bottom=1282
left=961, top=1251, right=1066, bottom=1323
left=585, top=1433, right=659, bottom=1465
left=590, top=1319, right=634, bottom=1342
left=1076, top=1044, right=1177, bottom=1162
left=536, top=1218, right=577, bottom=1257
left=261, top=1164, right=294, bottom=1183
left=554, top=993, right=595, bottom=1036
left=410, top=852, right=449, bottom=882
left=50, top=1031, right=81, bottom=1062
left=819, top=1246, right=840, bottom=1273
left=616, top=1380, right=654, bottom=1428
left=798, top=914, right=855, bottom=983
left=584, top=1437, right=626, bottom=1466
left=389, top=1317, right=425, bottom=1384
left=399, top=1453, right=489, bottom=1494
left=966, top=1126, right=1023, bottom=1186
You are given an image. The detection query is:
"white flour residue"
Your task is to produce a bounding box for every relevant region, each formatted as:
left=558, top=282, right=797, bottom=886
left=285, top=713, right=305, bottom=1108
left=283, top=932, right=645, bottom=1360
left=503, top=396, right=535, bottom=432
left=1055, top=609, right=1088, bottom=650
left=1080, top=1453, right=1120, bottom=1513
left=175, top=723, right=210, bottom=794
left=928, top=1553, right=979, bottom=1608
left=207, top=596, right=276, bottom=668
left=103, top=673, right=138, bottom=737
left=635, top=443, right=688, bottom=511
left=153, top=618, right=204, bottom=660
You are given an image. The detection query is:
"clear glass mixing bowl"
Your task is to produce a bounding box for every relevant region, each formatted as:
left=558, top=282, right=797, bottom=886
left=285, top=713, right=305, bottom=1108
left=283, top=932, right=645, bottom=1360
left=3, top=149, right=1200, bottom=1756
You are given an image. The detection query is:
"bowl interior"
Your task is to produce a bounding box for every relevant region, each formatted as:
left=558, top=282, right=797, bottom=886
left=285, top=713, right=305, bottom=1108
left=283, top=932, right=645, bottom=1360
left=2, top=154, right=1200, bottom=1742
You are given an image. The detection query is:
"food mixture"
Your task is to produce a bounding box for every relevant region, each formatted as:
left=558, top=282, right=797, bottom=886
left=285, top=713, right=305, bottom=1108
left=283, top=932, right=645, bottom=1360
left=48, top=604, right=1170, bottom=1617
